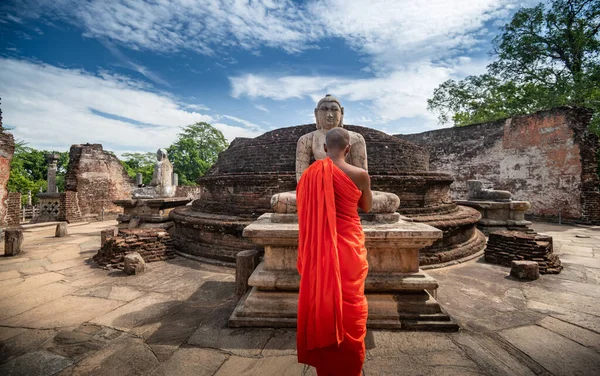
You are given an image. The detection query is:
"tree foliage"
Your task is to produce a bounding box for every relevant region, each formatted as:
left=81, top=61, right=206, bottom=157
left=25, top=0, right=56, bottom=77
left=8, top=141, right=69, bottom=204
left=428, top=0, right=600, bottom=133
left=167, top=122, right=228, bottom=186
left=120, top=152, right=156, bottom=185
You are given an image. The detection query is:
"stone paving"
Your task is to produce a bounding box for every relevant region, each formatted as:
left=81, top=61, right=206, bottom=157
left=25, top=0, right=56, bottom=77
left=0, top=221, right=599, bottom=376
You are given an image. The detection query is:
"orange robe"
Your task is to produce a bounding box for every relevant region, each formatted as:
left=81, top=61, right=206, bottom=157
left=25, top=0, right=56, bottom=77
left=296, top=157, right=369, bottom=376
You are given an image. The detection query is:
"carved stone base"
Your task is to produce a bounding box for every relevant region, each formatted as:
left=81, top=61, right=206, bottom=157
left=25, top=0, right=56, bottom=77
left=229, top=213, right=458, bottom=331
left=456, top=200, right=533, bottom=236
left=113, top=197, right=191, bottom=229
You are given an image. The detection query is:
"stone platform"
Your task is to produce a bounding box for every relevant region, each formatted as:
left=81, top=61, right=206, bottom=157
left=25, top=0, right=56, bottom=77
left=457, top=199, right=533, bottom=235
left=1, top=221, right=599, bottom=375
left=114, top=197, right=191, bottom=229
left=229, top=213, right=458, bottom=331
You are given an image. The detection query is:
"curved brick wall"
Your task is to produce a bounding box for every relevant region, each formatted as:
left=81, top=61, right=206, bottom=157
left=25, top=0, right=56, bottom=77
left=172, top=123, right=485, bottom=267
left=206, top=124, right=429, bottom=175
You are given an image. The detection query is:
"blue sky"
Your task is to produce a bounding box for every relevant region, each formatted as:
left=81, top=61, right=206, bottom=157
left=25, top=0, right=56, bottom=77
left=0, top=0, right=541, bottom=155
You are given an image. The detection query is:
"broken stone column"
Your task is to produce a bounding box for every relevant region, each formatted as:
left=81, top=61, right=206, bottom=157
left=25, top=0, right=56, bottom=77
left=136, top=173, right=143, bottom=187
left=124, top=252, right=146, bottom=275
left=46, top=153, right=60, bottom=193
left=235, top=249, right=260, bottom=296
left=172, top=173, right=178, bottom=187
left=510, top=260, right=540, bottom=280
left=4, top=228, right=23, bottom=256
left=27, top=190, right=32, bottom=206
left=55, top=223, right=68, bottom=237
left=100, top=227, right=118, bottom=246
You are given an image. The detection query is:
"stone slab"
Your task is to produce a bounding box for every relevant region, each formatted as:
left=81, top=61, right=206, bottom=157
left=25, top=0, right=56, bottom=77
left=149, top=348, right=229, bottom=376
left=500, top=325, right=600, bottom=375
left=1, top=296, right=125, bottom=329
left=0, top=272, right=65, bottom=300
left=538, top=316, right=600, bottom=353
left=214, top=355, right=313, bottom=376
left=91, top=292, right=177, bottom=331
left=0, top=350, right=73, bottom=376
left=0, top=329, right=57, bottom=364
left=0, top=282, right=77, bottom=321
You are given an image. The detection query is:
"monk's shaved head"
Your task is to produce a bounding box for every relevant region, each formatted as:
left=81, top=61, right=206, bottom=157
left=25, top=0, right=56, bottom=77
left=325, top=128, right=350, bottom=151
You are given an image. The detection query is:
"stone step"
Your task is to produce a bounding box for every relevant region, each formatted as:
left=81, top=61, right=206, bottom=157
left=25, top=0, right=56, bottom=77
left=402, top=320, right=459, bottom=332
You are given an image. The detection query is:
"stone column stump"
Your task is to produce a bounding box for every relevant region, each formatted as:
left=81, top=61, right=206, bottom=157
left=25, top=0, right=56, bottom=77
left=4, top=229, right=24, bottom=256
left=510, top=260, right=540, bottom=281
left=101, top=227, right=119, bottom=246
left=236, top=249, right=261, bottom=296
left=55, top=223, right=68, bottom=237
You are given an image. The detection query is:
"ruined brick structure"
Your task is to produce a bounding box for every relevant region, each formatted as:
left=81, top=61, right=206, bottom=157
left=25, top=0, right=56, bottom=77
left=399, top=107, right=600, bottom=224
left=65, top=144, right=134, bottom=220
left=94, top=228, right=175, bottom=267
left=6, top=192, right=21, bottom=226
left=171, top=124, right=485, bottom=267
left=0, top=105, right=15, bottom=228
left=486, top=231, right=562, bottom=274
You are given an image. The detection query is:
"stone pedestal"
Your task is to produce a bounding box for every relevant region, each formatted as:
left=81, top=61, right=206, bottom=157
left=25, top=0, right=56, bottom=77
left=55, top=223, right=68, bottom=237
left=4, top=228, right=23, bottom=256
left=113, top=197, right=191, bottom=229
left=456, top=200, right=532, bottom=236
left=35, top=192, right=62, bottom=222
left=229, top=213, right=458, bottom=331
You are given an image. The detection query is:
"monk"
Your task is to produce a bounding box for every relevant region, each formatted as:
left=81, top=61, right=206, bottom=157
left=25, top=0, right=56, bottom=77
left=296, top=127, right=373, bottom=376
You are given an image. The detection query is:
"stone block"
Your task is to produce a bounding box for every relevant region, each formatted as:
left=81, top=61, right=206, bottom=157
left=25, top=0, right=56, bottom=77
left=55, top=223, right=68, bottom=237
left=100, top=227, right=118, bottom=246
left=4, top=228, right=23, bottom=256
left=124, top=252, right=146, bottom=275
left=510, top=261, right=540, bottom=281
left=236, top=249, right=260, bottom=296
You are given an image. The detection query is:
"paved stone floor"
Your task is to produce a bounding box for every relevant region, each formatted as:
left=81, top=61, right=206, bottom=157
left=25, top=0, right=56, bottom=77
left=0, top=221, right=599, bottom=376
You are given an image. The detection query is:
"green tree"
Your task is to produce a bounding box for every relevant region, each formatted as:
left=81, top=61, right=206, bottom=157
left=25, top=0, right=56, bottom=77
left=428, top=0, right=600, bottom=133
left=7, top=142, right=68, bottom=204
left=167, top=122, right=228, bottom=185
left=120, top=152, right=156, bottom=185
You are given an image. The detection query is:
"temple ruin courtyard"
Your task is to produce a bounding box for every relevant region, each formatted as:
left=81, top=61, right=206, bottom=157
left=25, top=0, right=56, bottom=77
left=0, top=221, right=598, bottom=376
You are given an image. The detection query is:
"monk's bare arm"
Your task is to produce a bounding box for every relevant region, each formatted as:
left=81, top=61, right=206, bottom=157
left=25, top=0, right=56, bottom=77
left=358, top=171, right=373, bottom=213
left=296, top=134, right=312, bottom=182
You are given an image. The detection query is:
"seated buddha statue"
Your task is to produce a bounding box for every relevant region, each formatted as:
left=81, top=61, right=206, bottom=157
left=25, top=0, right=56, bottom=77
left=271, top=94, right=399, bottom=214
left=132, top=148, right=176, bottom=199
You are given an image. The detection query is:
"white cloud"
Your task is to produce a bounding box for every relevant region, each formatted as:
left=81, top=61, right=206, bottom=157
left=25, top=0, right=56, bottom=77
left=229, top=59, right=489, bottom=124
left=0, top=58, right=263, bottom=153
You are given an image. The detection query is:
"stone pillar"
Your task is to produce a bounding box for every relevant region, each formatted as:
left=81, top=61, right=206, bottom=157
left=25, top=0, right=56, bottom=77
left=27, top=190, right=32, bottom=206
left=136, top=173, right=143, bottom=187
left=236, top=249, right=260, bottom=296
left=172, top=173, right=178, bottom=187
left=55, top=223, right=68, bottom=237
left=4, top=228, right=23, bottom=256
left=46, top=153, right=60, bottom=193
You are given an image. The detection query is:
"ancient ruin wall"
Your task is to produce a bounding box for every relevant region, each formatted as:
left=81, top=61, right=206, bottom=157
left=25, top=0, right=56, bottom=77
left=0, top=118, right=15, bottom=227
left=65, top=144, right=134, bottom=218
left=399, top=107, right=599, bottom=223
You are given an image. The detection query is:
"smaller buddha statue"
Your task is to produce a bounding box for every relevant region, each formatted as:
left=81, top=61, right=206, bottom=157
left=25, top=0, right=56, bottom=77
left=132, top=148, right=176, bottom=199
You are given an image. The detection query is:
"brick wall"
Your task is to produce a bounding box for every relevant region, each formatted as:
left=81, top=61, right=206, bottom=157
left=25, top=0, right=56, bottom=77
left=6, top=192, right=21, bottom=226
left=59, top=191, right=83, bottom=223
left=0, top=127, right=15, bottom=228
left=399, top=107, right=599, bottom=223
left=65, top=144, right=134, bottom=218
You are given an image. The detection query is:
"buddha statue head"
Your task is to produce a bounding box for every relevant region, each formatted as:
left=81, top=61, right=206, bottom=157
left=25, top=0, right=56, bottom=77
left=315, top=94, right=344, bottom=131
left=157, top=148, right=168, bottom=162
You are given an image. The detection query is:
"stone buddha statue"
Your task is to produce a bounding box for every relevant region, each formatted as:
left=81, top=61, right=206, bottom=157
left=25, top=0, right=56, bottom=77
left=296, top=94, right=367, bottom=181
left=272, top=95, right=399, bottom=215
left=132, top=148, right=176, bottom=199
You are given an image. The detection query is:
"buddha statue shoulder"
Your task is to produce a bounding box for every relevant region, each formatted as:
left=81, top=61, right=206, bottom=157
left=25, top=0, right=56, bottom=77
left=296, top=94, right=368, bottom=181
